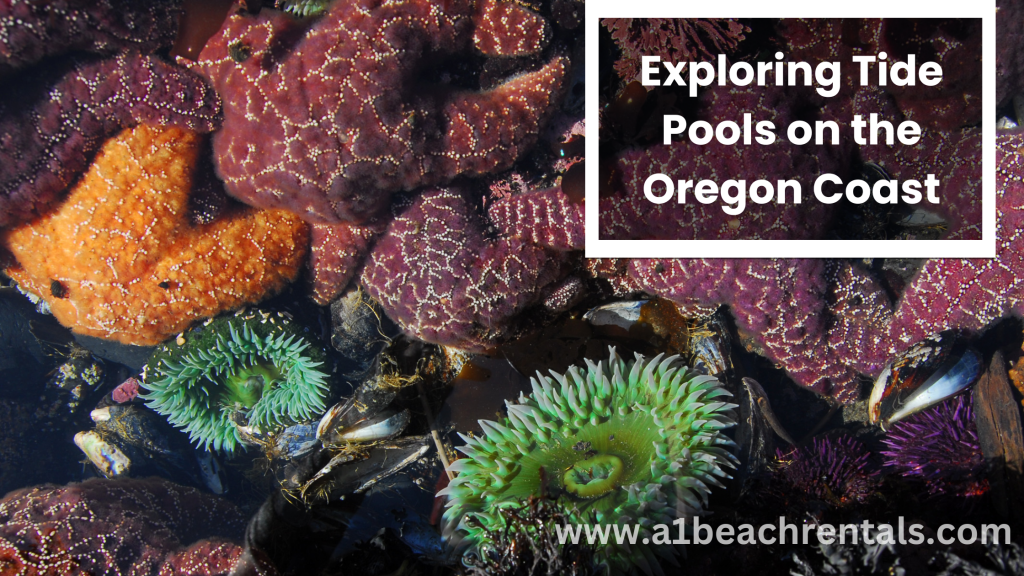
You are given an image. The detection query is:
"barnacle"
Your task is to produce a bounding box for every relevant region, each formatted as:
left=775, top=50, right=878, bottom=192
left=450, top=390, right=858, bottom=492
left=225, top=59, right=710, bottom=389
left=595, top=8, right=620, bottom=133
left=439, top=348, right=738, bottom=575
left=141, top=311, right=330, bottom=452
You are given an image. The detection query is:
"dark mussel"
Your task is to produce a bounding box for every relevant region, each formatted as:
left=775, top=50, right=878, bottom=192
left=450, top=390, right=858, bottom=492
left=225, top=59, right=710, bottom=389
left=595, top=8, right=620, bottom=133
left=734, top=377, right=794, bottom=489
left=316, top=371, right=409, bottom=447
left=869, top=330, right=981, bottom=430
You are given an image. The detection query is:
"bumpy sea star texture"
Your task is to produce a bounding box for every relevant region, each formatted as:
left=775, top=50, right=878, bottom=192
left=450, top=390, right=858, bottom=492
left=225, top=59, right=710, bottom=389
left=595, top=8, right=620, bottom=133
left=195, top=0, right=567, bottom=224
left=854, top=88, right=982, bottom=240
left=600, top=86, right=849, bottom=241
left=822, top=261, right=894, bottom=380
left=879, top=132, right=1024, bottom=352
left=721, top=132, right=1023, bottom=399
left=614, top=149, right=1018, bottom=399
left=309, top=221, right=385, bottom=305
left=0, top=477, right=261, bottom=576
left=0, top=52, right=221, bottom=228
left=1, top=124, right=309, bottom=346
left=626, top=258, right=866, bottom=400
left=487, top=186, right=584, bottom=251
left=471, top=0, right=551, bottom=57
left=361, top=188, right=571, bottom=351
left=0, top=0, right=183, bottom=78
left=602, top=18, right=748, bottom=83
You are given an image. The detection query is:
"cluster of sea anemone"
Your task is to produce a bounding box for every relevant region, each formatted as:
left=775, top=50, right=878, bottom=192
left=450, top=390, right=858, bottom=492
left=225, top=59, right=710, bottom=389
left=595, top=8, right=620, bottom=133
left=141, top=311, right=331, bottom=452
left=439, top=348, right=738, bottom=575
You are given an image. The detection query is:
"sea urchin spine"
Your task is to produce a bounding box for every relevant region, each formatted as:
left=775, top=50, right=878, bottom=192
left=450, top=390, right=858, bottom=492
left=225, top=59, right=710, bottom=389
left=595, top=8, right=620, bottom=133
left=881, top=393, right=987, bottom=498
left=775, top=435, right=880, bottom=507
left=439, top=347, right=738, bottom=575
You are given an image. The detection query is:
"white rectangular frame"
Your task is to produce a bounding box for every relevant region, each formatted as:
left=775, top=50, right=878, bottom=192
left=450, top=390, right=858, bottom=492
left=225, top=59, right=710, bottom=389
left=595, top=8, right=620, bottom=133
left=585, top=0, right=996, bottom=259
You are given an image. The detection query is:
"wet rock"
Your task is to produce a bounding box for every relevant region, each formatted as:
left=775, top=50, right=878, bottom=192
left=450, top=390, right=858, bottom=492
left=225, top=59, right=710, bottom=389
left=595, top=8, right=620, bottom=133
left=0, top=287, right=64, bottom=397
left=0, top=399, right=78, bottom=495
left=330, top=288, right=398, bottom=383
left=334, top=528, right=415, bottom=576
left=973, top=350, right=1024, bottom=520
left=74, top=333, right=155, bottom=372
left=37, top=347, right=105, bottom=420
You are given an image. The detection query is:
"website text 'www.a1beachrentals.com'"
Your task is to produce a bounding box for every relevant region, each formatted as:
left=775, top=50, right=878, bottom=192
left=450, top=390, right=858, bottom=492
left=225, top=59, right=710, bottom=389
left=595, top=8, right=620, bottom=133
left=555, top=517, right=1011, bottom=547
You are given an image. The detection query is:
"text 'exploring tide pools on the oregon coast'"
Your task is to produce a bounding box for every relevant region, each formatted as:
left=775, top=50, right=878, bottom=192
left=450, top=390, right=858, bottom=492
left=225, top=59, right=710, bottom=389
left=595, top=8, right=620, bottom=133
left=589, top=14, right=994, bottom=258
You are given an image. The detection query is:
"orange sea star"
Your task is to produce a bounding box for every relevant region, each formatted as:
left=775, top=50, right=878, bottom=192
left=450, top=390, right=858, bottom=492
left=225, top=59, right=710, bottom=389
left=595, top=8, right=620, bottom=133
left=1, top=123, right=309, bottom=346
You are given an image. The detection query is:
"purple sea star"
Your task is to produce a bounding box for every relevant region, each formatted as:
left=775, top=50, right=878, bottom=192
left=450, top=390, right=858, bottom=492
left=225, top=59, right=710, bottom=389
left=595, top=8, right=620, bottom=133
left=602, top=18, right=749, bottom=84
left=305, top=16, right=994, bottom=406
left=0, top=52, right=221, bottom=227
left=0, top=477, right=272, bottom=575
left=601, top=86, right=850, bottom=241
left=697, top=132, right=1019, bottom=400
left=879, top=132, right=1024, bottom=351
left=625, top=258, right=867, bottom=400
left=195, top=0, right=568, bottom=225
left=0, top=0, right=183, bottom=79
left=309, top=220, right=385, bottom=306
left=487, top=186, right=584, bottom=251
left=360, top=187, right=574, bottom=351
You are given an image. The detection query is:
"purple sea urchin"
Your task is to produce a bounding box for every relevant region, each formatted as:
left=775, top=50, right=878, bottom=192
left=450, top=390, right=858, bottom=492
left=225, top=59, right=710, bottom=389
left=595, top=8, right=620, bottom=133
left=438, top=348, right=738, bottom=575
left=881, top=394, right=987, bottom=498
left=776, top=435, right=879, bottom=507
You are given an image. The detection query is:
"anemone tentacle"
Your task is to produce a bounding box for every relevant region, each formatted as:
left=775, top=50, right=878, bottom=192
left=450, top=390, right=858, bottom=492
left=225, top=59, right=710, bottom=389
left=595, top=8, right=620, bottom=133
left=141, top=311, right=330, bottom=453
left=277, top=0, right=332, bottom=18
left=439, top=347, right=738, bottom=575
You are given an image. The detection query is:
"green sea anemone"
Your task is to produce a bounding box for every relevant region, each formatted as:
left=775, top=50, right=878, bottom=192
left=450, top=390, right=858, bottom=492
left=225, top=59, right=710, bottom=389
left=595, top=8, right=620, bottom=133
left=439, top=348, right=738, bottom=575
left=141, top=311, right=330, bottom=453
left=276, top=0, right=332, bottom=18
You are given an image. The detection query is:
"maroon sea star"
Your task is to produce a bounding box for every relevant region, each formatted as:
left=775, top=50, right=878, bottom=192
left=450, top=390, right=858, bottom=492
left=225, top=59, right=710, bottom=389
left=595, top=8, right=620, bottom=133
left=881, top=132, right=1024, bottom=351
left=624, top=258, right=867, bottom=401
left=360, top=187, right=575, bottom=351
left=612, top=133, right=1022, bottom=403
left=488, top=185, right=584, bottom=251
left=0, top=477, right=272, bottom=575
left=311, top=186, right=584, bottom=307
left=0, top=52, right=221, bottom=227
left=601, top=86, right=850, bottom=241
left=0, top=0, right=183, bottom=79
left=602, top=18, right=749, bottom=83
left=309, top=220, right=385, bottom=305
left=195, top=0, right=568, bottom=225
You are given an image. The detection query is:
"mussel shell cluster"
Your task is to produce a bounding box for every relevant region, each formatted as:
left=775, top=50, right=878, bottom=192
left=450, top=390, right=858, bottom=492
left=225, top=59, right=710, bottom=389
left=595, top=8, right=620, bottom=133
left=869, top=330, right=981, bottom=430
